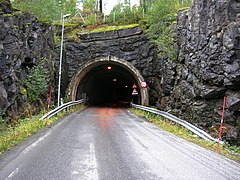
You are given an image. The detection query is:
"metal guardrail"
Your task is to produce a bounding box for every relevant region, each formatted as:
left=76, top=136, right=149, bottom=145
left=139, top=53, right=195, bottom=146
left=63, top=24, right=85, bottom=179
left=131, top=103, right=222, bottom=143
left=40, top=99, right=85, bottom=120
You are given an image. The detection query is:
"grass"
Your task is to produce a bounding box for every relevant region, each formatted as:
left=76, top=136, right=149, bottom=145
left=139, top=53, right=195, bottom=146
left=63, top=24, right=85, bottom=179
left=0, top=105, right=84, bottom=155
left=54, top=23, right=140, bottom=42
left=66, top=28, right=81, bottom=41
left=60, top=23, right=140, bottom=41
left=130, top=108, right=240, bottom=161
left=86, top=24, right=140, bottom=33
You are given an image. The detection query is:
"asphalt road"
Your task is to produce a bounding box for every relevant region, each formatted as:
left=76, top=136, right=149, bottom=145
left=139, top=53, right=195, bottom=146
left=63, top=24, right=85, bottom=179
left=0, top=107, right=240, bottom=180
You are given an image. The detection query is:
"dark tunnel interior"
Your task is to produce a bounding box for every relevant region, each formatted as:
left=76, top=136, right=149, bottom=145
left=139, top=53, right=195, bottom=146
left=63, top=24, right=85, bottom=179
left=76, top=64, right=141, bottom=106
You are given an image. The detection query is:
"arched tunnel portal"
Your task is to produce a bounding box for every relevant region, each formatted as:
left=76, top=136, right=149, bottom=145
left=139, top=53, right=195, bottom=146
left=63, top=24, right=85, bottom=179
left=67, top=56, right=149, bottom=106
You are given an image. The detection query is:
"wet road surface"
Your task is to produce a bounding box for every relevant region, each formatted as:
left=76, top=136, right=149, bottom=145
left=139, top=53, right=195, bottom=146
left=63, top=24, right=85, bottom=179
left=0, top=107, right=240, bottom=180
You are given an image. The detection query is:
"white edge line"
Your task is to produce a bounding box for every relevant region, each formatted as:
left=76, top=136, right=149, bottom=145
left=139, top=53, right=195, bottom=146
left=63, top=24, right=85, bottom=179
left=6, top=168, right=19, bottom=180
left=89, top=143, right=99, bottom=180
left=22, top=131, right=52, bottom=154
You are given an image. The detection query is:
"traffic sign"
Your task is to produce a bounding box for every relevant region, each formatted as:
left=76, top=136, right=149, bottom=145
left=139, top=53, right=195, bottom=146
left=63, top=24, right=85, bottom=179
left=132, top=84, right=137, bottom=89
left=132, top=89, right=138, bottom=95
left=140, top=81, right=147, bottom=88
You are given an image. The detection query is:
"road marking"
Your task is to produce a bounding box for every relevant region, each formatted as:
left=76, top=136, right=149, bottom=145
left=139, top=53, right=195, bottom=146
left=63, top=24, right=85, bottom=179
left=71, top=142, right=99, bottom=180
left=71, top=170, right=79, bottom=175
left=6, top=168, right=19, bottom=180
left=23, top=131, right=52, bottom=154
left=85, top=143, right=99, bottom=180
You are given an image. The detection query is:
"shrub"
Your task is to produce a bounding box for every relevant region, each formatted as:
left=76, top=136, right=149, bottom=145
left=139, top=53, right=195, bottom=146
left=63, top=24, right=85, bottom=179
left=25, top=59, right=50, bottom=103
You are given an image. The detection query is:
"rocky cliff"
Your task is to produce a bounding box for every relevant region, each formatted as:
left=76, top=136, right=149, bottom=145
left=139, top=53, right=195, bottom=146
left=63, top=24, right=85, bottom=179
left=156, top=0, right=240, bottom=143
left=0, top=0, right=239, bottom=143
left=0, top=0, right=55, bottom=118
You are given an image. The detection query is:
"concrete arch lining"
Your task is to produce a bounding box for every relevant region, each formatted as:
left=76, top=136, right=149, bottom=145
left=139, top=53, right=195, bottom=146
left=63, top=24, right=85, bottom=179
left=67, top=56, right=149, bottom=106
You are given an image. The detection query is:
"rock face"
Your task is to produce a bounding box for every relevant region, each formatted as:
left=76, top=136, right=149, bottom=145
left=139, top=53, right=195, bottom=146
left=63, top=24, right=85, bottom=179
left=62, top=26, right=156, bottom=95
left=0, top=0, right=54, bottom=118
left=1, top=0, right=239, bottom=143
left=157, top=0, right=240, bottom=142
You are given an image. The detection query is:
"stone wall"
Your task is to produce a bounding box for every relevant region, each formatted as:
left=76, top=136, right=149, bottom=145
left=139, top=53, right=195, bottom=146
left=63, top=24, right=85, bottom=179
left=0, top=0, right=55, bottom=118
left=157, top=0, right=240, bottom=142
left=62, top=27, right=157, bottom=98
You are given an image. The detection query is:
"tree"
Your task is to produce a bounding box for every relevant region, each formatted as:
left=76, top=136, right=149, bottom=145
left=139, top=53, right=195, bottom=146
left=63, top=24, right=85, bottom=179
left=65, top=0, right=77, bottom=16
left=140, top=0, right=156, bottom=13
left=145, top=0, right=192, bottom=61
left=92, top=0, right=103, bottom=13
left=146, top=0, right=179, bottom=60
left=105, top=1, right=146, bottom=25
left=12, top=0, right=77, bottom=22
left=124, top=0, right=131, bottom=7
left=25, top=59, right=50, bottom=103
left=83, top=0, right=96, bottom=10
left=99, top=0, right=102, bottom=13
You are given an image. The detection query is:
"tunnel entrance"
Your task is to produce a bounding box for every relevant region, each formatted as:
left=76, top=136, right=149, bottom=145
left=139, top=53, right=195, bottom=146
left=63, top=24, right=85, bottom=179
left=67, top=56, right=149, bottom=106
left=76, top=64, right=139, bottom=105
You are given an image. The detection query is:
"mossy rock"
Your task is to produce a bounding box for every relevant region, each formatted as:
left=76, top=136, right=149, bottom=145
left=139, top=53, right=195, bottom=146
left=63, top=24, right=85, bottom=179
left=20, top=87, right=27, bottom=95
left=3, top=13, right=12, bottom=17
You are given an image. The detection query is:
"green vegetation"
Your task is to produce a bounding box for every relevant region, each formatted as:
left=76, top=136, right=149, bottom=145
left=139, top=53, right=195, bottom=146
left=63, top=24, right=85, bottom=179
left=106, top=4, right=144, bottom=25
left=11, top=0, right=193, bottom=62
left=62, top=23, right=140, bottom=42
left=85, top=13, right=97, bottom=25
left=11, top=0, right=76, bottom=22
left=146, top=0, right=178, bottom=60
left=130, top=108, right=240, bottom=161
left=54, top=33, right=61, bottom=45
left=85, top=24, right=139, bottom=33
left=0, top=104, right=84, bottom=155
left=0, top=110, right=3, bottom=124
left=75, top=0, right=192, bottom=61
left=20, top=87, right=27, bottom=95
left=146, top=0, right=192, bottom=61
left=3, top=13, right=13, bottom=17
left=25, top=59, right=50, bottom=103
